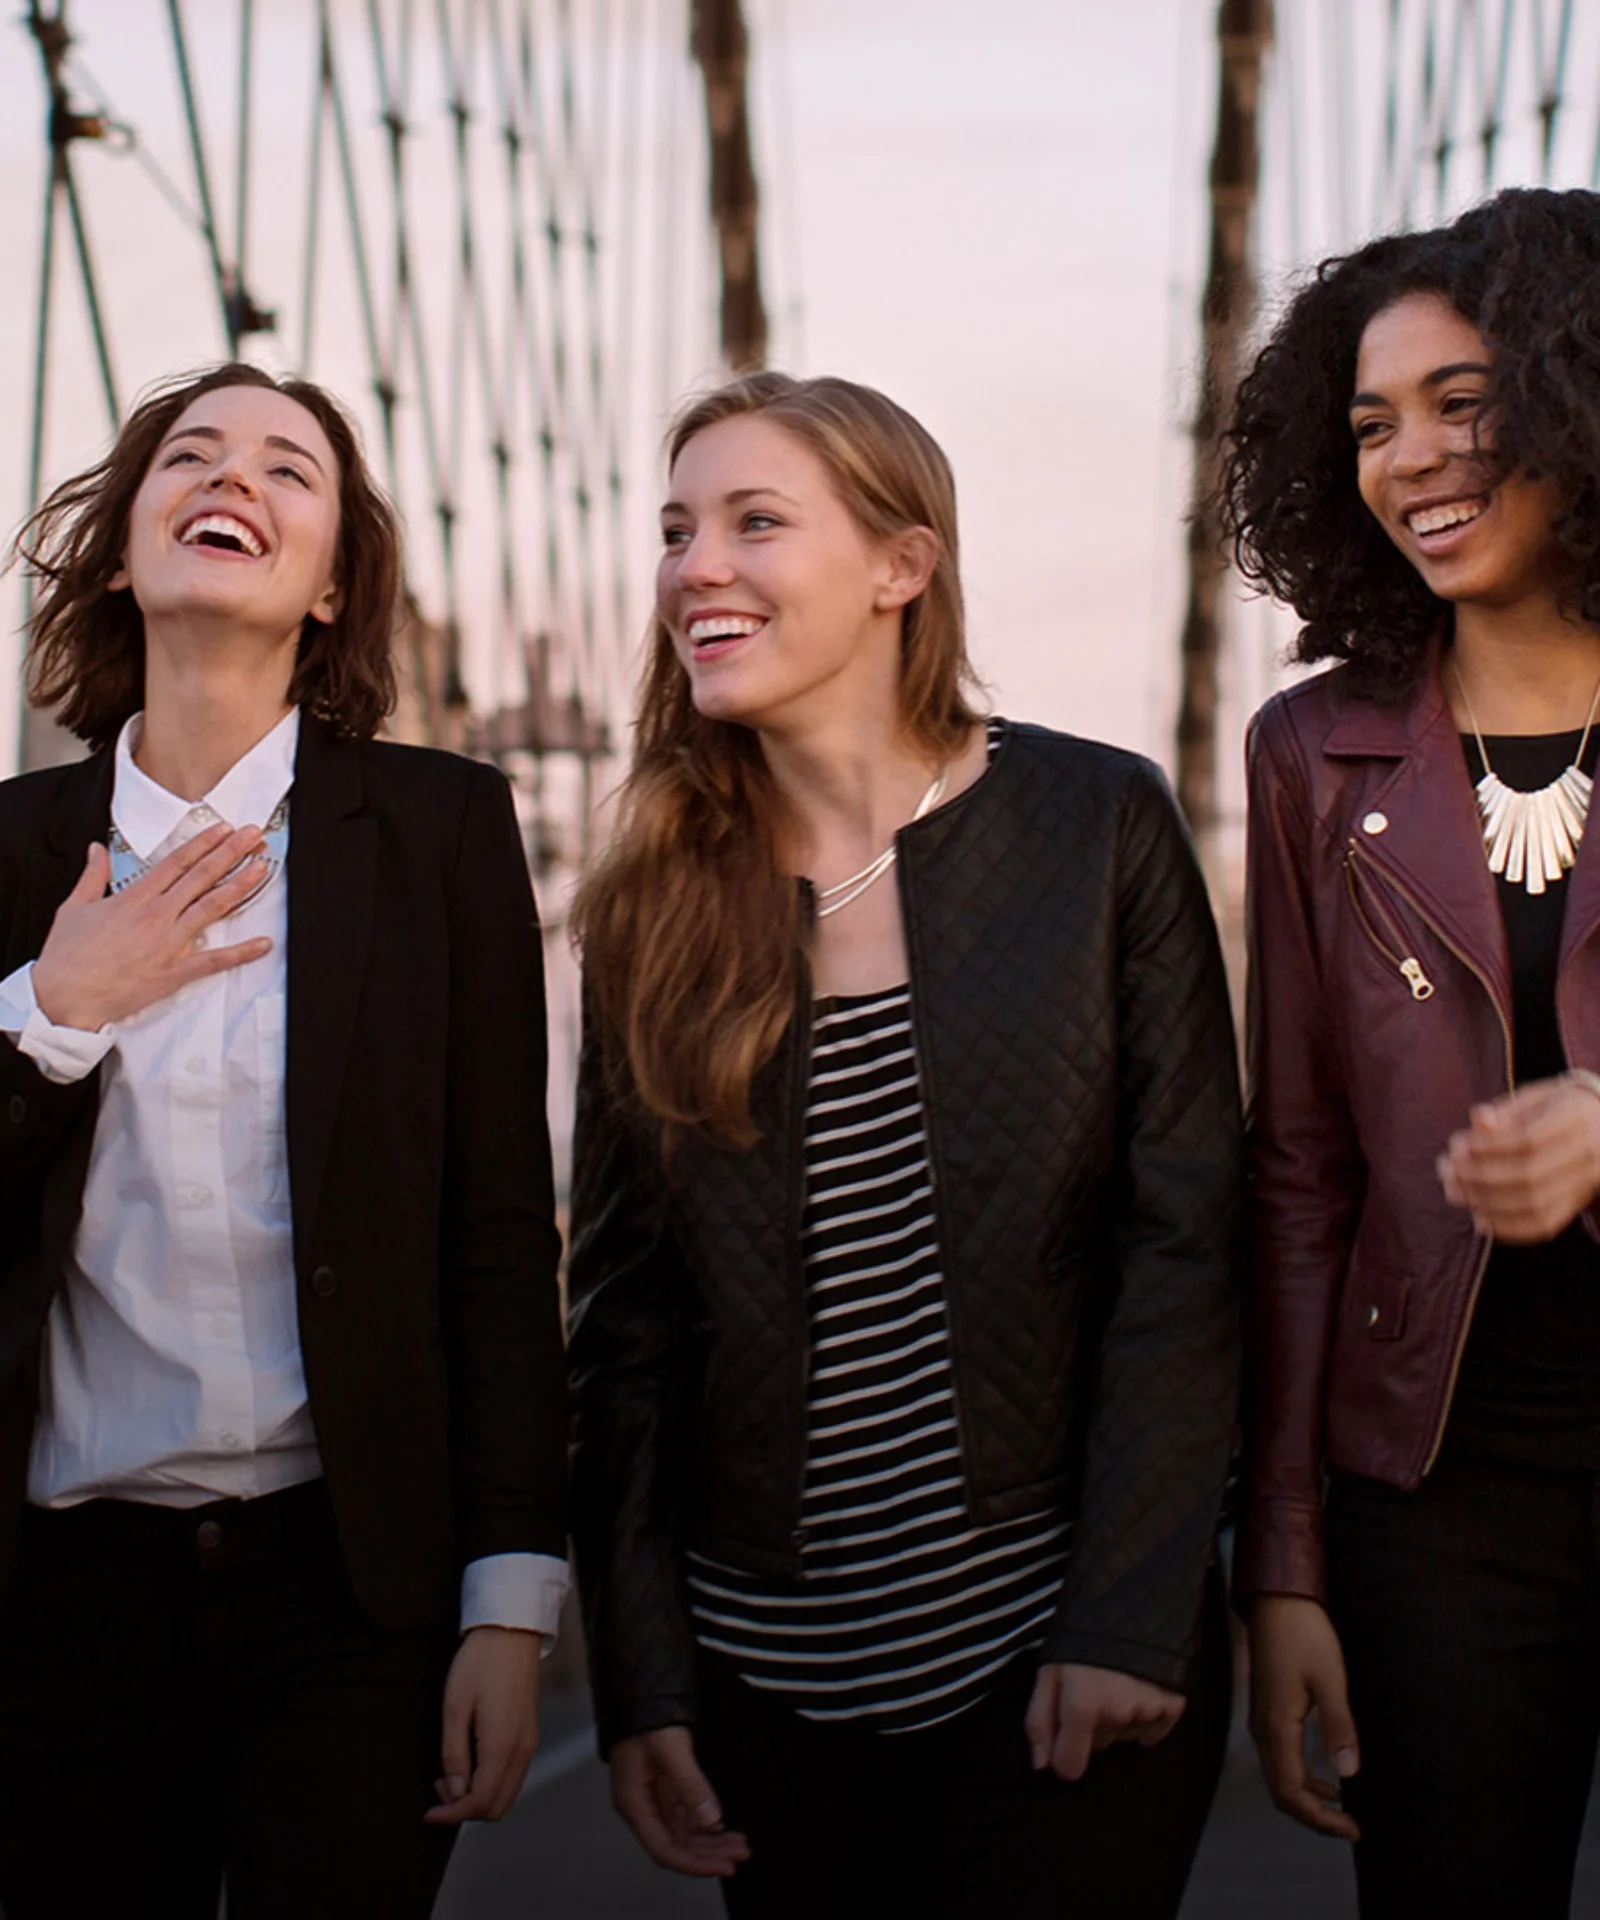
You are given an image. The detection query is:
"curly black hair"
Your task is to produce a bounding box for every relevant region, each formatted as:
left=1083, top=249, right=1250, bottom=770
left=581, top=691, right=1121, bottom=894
left=1221, top=187, right=1600, bottom=698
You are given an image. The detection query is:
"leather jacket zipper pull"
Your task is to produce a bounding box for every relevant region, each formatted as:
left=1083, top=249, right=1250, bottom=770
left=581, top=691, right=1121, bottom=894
left=1399, top=957, right=1435, bottom=1001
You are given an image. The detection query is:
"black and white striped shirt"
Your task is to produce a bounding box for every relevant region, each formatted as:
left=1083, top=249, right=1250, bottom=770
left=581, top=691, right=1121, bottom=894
left=688, top=976, right=1069, bottom=1733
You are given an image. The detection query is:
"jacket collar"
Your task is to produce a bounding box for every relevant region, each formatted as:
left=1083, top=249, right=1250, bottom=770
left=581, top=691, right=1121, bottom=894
left=44, top=747, right=114, bottom=860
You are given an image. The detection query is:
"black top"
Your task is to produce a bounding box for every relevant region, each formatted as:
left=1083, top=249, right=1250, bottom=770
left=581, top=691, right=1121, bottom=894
left=1448, top=727, right=1600, bottom=1470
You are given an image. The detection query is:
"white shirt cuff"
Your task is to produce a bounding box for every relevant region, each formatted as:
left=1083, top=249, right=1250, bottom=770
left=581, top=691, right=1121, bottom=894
left=0, top=963, right=114, bottom=1085
left=460, top=1551, right=570, bottom=1648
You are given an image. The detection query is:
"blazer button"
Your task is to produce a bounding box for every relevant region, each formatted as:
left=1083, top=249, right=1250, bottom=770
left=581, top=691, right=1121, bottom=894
left=1362, top=811, right=1389, bottom=835
left=6, top=1095, right=25, bottom=1125
left=310, top=1265, right=338, bottom=1298
left=1367, top=1304, right=1381, bottom=1328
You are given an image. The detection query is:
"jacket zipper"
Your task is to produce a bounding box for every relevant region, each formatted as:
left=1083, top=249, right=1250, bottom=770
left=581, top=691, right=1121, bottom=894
left=1344, top=838, right=1511, bottom=1474
left=1342, top=849, right=1436, bottom=1000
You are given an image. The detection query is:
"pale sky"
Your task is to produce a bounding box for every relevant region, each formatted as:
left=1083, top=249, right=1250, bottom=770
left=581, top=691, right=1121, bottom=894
left=0, top=0, right=1223, bottom=783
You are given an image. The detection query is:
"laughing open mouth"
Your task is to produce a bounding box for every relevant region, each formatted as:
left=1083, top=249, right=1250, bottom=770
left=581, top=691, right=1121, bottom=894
left=179, top=513, right=265, bottom=557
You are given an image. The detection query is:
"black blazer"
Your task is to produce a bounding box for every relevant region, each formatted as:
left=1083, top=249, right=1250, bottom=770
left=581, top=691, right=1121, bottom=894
left=0, top=714, right=567, bottom=1631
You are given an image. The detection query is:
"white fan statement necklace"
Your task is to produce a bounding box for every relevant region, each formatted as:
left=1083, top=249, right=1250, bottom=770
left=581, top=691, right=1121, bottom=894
left=1455, top=664, right=1600, bottom=897
left=814, top=765, right=949, bottom=919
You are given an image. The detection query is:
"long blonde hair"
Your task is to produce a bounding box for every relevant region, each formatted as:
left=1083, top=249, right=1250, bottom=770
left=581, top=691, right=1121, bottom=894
left=572, top=372, right=983, bottom=1147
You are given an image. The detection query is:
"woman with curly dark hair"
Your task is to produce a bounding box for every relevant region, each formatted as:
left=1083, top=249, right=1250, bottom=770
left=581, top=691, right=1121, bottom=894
left=1228, top=185, right=1600, bottom=1916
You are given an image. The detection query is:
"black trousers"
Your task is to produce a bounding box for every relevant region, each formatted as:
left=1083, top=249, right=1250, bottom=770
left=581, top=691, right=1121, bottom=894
left=694, top=1564, right=1231, bottom=1920
left=0, top=1481, right=457, bottom=1920
left=1326, top=1452, right=1600, bottom=1919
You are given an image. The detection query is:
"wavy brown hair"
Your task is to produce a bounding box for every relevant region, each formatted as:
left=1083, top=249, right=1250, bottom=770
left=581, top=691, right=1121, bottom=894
left=1221, top=188, right=1600, bottom=698
left=15, top=362, right=400, bottom=746
left=573, top=372, right=983, bottom=1148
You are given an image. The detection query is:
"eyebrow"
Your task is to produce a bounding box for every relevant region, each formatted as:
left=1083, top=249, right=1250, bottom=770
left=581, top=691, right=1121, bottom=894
left=1349, top=361, right=1492, bottom=411
left=161, top=423, right=326, bottom=473
left=660, top=485, right=801, bottom=516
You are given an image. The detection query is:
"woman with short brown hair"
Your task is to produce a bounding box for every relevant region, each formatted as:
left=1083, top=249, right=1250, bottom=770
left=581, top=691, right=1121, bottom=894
left=0, top=363, right=568, bottom=1918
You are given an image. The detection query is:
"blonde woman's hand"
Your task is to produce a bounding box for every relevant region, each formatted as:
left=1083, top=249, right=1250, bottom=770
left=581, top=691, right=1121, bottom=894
left=610, top=1726, right=750, bottom=1878
left=1437, top=1075, right=1600, bottom=1244
left=1024, top=1662, right=1186, bottom=1782
left=31, top=825, right=271, bottom=1032
left=1249, top=1594, right=1360, bottom=1841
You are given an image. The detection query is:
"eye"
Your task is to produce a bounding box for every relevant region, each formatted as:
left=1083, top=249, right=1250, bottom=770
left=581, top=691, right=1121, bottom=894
left=271, top=463, right=312, bottom=487
left=162, top=447, right=204, bottom=467
left=1351, top=417, right=1389, bottom=445
left=661, top=524, right=691, bottom=549
left=741, top=511, right=780, bottom=533
left=1441, top=392, right=1485, bottom=419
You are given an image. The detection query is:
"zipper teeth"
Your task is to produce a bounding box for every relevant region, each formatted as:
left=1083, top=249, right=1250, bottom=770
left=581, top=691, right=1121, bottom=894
left=1345, top=839, right=1512, bottom=1475
left=1343, top=852, right=1435, bottom=997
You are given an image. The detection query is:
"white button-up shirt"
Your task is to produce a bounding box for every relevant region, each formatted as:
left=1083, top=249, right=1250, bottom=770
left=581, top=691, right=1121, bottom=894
left=0, top=712, right=566, bottom=1638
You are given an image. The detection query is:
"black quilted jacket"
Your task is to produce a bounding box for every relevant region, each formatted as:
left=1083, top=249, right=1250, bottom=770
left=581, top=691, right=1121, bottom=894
left=567, top=721, right=1243, bottom=1752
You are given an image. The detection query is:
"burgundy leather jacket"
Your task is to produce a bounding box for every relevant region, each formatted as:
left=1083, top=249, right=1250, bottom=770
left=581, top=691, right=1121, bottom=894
left=1237, top=655, right=1600, bottom=1604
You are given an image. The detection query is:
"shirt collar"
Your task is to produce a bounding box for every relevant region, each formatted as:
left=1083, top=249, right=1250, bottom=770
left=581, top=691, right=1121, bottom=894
left=112, top=708, right=300, bottom=861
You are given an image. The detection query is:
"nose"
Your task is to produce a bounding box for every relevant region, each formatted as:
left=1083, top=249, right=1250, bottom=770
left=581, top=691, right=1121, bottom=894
left=1387, top=412, right=1449, bottom=481
left=205, top=459, right=259, bottom=498
left=672, top=526, right=736, bottom=589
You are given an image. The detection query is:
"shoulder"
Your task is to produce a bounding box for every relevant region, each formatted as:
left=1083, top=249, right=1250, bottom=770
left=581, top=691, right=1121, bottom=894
left=353, top=735, right=507, bottom=803
left=1249, top=665, right=1350, bottom=761
left=995, top=717, right=1175, bottom=816
left=0, top=755, right=104, bottom=859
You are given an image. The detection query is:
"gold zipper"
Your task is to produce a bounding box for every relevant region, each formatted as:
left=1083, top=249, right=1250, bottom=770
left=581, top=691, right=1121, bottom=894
left=1343, top=850, right=1436, bottom=1000
left=1344, top=838, right=1513, bottom=1474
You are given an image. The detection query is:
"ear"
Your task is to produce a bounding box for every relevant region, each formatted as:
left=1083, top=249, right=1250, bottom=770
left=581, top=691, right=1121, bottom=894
left=106, top=558, right=131, bottom=593
left=873, top=526, right=940, bottom=614
left=307, top=574, right=340, bottom=627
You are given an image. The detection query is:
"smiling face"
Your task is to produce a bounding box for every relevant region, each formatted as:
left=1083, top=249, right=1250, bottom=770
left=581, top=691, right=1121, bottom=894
left=1350, top=291, right=1566, bottom=610
left=112, top=383, right=342, bottom=641
left=657, top=413, right=932, bottom=730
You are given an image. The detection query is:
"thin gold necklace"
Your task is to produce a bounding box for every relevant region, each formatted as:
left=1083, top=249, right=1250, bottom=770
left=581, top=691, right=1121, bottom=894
left=1454, top=664, right=1600, bottom=896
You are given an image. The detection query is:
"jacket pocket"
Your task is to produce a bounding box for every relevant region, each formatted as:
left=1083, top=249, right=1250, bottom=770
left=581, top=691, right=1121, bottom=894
left=1343, top=846, right=1436, bottom=1003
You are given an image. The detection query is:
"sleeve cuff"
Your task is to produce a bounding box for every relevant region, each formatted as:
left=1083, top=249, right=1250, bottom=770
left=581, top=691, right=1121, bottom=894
left=0, top=964, right=113, bottom=1085
left=460, top=1551, right=570, bottom=1648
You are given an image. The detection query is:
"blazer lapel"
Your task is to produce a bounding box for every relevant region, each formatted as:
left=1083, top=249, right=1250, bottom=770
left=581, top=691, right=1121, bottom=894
left=285, top=717, right=377, bottom=1259
left=1323, top=659, right=1513, bottom=1025
left=39, top=751, right=114, bottom=946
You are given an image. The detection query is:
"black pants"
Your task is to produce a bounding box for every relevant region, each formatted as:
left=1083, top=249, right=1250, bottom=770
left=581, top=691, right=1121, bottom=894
left=1326, top=1452, right=1600, bottom=1919
left=0, top=1481, right=457, bottom=1920
left=695, top=1564, right=1231, bottom=1920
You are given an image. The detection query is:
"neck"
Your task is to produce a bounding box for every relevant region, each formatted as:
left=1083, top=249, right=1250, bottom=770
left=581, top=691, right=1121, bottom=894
left=1449, top=596, right=1600, bottom=735
left=135, top=622, right=298, bottom=800
left=759, top=705, right=941, bottom=868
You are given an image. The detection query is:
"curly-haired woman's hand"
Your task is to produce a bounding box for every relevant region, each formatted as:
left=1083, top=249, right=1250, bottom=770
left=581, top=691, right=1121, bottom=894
left=1249, top=1594, right=1360, bottom=1842
left=1437, top=1074, right=1600, bottom=1244
left=31, top=825, right=271, bottom=1032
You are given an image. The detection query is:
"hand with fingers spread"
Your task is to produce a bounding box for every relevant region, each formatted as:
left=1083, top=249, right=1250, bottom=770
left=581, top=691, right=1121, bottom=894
left=609, top=1726, right=750, bottom=1878
left=1024, top=1661, right=1186, bottom=1783
left=1436, top=1075, right=1600, bottom=1244
left=1248, top=1594, right=1361, bottom=1841
left=425, top=1626, right=543, bottom=1826
left=31, top=823, right=273, bottom=1032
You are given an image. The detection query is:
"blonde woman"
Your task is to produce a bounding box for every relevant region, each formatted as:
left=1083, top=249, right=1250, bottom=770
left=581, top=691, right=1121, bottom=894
left=567, top=373, right=1241, bottom=1918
